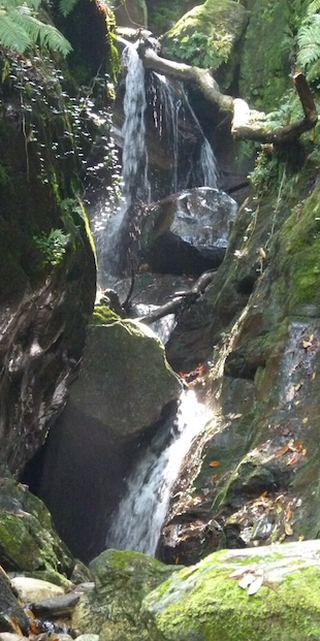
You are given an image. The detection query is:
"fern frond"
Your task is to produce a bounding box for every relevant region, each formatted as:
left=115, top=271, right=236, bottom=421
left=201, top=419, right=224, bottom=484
left=37, top=21, right=72, bottom=54
left=0, top=0, right=72, bottom=55
left=58, top=0, right=78, bottom=17
left=308, top=0, right=320, bottom=15
left=15, top=10, right=71, bottom=54
left=0, top=12, right=31, bottom=52
left=297, top=15, right=320, bottom=69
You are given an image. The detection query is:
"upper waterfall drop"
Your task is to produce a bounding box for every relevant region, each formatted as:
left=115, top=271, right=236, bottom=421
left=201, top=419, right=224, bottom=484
left=121, top=42, right=151, bottom=207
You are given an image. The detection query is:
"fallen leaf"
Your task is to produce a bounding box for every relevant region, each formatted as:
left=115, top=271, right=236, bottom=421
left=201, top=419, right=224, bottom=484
left=210, top=474, right=217, bottom=482
left=284, top=522, right=293, bottom=536
left=298, top=534, right=305, bottom=541
left=274, top=444, right=289, bottom=458
left=6, top=617, right=23, bottom=635
left=287, top=451, right=302, bottom=466
left=229, top=568, right=248, bottom=579
left=278, top=533, right=286, bottom=543
left=312, top=372, right=316, bottom=380
left=238, top=573, right=256, bottom=589
left=209, top=461, right=220, bottom=467
left=248, top=574, right=264, bottom=595
left=302, top=417, right=308, bottom=424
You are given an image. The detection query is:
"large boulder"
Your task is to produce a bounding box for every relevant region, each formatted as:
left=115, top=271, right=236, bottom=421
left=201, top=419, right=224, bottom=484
left=34, top=307, right=181, bottom=562
left=0, top=51, right=96, bottom=476
left=144, top=540, right=320, bottom=640
left=72, top=549, right=176, bottom=641
left=114, top=188, right=238, bottom=277
left=162, top=0, right=248, bottom=88
left=68, top=306, right=181, bottom=438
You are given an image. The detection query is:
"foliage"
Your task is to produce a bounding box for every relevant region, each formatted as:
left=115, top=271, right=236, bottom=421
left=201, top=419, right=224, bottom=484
left=296, top=1, right=320, bottom=82
left=146, top=0, right=190, bottom=35
left=0, top=0, right=72, bottom=55
left=169, top=29, right=234, bottom=69
left=33, top=228, right=69, bottom=265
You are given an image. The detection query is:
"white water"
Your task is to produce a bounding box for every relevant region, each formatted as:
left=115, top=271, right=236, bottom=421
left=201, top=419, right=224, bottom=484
left=151, top=72, right=218, bottom=194
left=121, top=43, right=151, bottom=207
left=105, top=389, right=209, bottom=555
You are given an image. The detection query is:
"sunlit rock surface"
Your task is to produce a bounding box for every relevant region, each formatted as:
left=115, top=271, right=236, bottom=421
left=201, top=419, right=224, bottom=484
left=113, top=188, right=237, bottom=277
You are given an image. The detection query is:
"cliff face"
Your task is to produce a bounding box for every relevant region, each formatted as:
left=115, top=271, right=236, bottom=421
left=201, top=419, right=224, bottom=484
left=0, top=50, right=96, bottom=475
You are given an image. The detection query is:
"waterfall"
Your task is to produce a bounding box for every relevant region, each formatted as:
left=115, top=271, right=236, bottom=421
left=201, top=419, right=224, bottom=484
left=97, top=41, right=219, bottom=554
left=105, top=389, right=209, bottom=556
left=121, top=43, right=151, bottom=207
left=150, top=72, right=219, bottom=195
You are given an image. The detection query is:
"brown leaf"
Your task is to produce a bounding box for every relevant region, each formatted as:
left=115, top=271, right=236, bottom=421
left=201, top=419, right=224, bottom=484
left=209, top=460, right=220, bottom=467
left=284, top=522, right=293, bottom=536
left=274, top=444, right=289, bottom=458
left=287, top=451, right=302, bottom=466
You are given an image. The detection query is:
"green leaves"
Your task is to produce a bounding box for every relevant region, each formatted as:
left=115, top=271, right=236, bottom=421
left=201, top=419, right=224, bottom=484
left=0, top=0, right=72, bottom=55
left=297, top=8, right=320, bottom=81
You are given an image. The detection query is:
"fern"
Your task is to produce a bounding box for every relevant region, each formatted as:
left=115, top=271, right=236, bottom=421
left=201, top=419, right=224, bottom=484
left=308, top=0, right=320, bottom=15
left=297, top=13, right=320, bottom=79
left=58, top=0, right=78, bottom=18
left=0, top=0, right=72, bottom=55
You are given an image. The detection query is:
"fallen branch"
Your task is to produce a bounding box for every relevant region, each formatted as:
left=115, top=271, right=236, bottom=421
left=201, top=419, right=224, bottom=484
left=139, top=270, right=216, bottom=326
left=117, top=30, right=318, bottom=144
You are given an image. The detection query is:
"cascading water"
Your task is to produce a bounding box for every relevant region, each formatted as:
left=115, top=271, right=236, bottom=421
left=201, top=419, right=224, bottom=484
left=121, top=43, right=151, bottom=207
left=149, top=71, right=219, bottom=196
left=105, top=389, right=209, bottom=556
left=98, top=39, right=221, bottom=554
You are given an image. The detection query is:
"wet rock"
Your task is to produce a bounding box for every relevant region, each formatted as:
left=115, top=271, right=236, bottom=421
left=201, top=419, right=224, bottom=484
left=0, top=566, right=29, bottom=634
left=113, top=188, right=237, bottom=278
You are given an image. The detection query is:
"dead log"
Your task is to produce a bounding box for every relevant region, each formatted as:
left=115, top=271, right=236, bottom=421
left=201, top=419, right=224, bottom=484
left=138, top=269, right=216, bottom=326
left=117, top=30, right=317, bottom=144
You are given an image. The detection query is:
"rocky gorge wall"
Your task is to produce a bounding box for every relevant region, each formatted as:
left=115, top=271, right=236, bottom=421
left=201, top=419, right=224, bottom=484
left=2, top=0, right=320, bottom=638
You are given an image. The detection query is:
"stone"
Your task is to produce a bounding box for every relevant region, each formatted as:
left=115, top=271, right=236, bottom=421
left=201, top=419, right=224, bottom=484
left=69, top=307, right=181, bottom=438
left=71, top=549, right=177, bottom=641
left=162, top=0, right=248, bottom=82
left=10, top=577, right=64, bottom=603
left=143, top=540, right=320, bottom=640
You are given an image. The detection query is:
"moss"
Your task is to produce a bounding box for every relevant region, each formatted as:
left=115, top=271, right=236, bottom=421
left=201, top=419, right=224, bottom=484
left=162, top=0, right=248, bottom=76
left=239, top=0, right=292, bottom=110
left=275, top=182, right=320, bottom=313
left=144, top=550, right=320, bottom=640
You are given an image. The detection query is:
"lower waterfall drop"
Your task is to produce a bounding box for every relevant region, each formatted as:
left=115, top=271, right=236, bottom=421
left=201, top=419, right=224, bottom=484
left=105, top=388, right=209, bottom=556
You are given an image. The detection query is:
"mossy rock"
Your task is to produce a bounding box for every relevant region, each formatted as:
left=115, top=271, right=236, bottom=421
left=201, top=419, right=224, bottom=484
left=72, top=549, right=178, bottom=641
left=162, top=0, right=248, bottom=76
left=274, top=182, right=320, bottom=314
left=239, top=0, right=292, bottom=110
left=143, top=541, right=320, bottom=640
left=69, top=307, right=181, bottom=438
left=0, top=476, right=74, bottom=579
